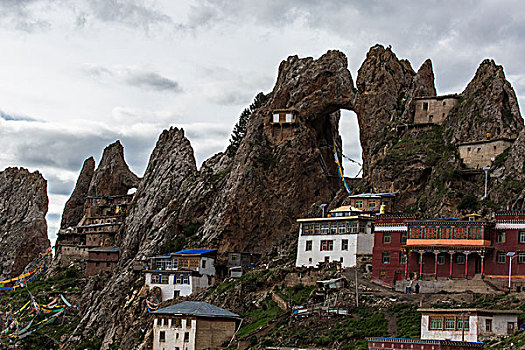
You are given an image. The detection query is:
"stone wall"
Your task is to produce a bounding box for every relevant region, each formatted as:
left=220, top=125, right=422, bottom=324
left=414, top=96, right=459, bottom=125
left=458, top=139, right=514, bottom=169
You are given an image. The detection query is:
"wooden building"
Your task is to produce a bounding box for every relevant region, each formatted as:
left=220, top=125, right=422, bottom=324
left=347, top=193, right=397, bottom=213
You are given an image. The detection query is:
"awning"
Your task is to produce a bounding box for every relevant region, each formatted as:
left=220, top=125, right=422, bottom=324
left=374, top=225, right=408, bottom=232
left=495, top=223, right=525, bottom=229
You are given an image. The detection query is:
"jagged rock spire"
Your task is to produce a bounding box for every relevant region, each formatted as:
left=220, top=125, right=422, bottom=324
left=60, top=157, right=95, bottom=229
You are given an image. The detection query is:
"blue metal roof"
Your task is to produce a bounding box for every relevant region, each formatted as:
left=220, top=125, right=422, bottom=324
left=153, top=301, right=240, bottom=318
left=174, top=249, right=216, bottom=255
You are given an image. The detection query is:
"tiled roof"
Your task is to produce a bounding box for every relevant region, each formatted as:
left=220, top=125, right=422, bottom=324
left=153, top=301, right=240, bottom=318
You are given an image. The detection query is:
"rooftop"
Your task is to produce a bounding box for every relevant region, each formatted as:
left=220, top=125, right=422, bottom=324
left=418, top=308, right=521, bottom=314
left=173, top=249, right=217, bottom=255
left=87, top=247, right=120, bottom=253
left=413, top=93, right=460, bottom=101
left=347, top=192, right=397, bottom=199
left=457, top=137, right=516, bottom=146
left=366, top=337, right=483, bottom=347
left=153, top=301, right=240, bottom=319
left=329, top=205, right=362, bottom=213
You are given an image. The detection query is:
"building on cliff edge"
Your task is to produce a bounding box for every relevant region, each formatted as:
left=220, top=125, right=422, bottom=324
left=144, top=249, right=217, bottom=301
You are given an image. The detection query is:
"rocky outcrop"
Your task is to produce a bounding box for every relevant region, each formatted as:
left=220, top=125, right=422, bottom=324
left=60, top=157, right=95, bottom=229
left=445, top=59, right=523, bottom=144
left=399, top=59, right=437, bottom=122
left=200, top=50, right=356, bottom=253
left=354, top=45, right=417, bottom=176
left=87, top=141, right=140, bottom=197
left=0, top=168, right=50, bottom=279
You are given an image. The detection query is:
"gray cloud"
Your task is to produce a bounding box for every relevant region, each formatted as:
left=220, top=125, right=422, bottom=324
left=125, top=71, right=182, bottom=92
left=83, top=65, right=182, bottom=93
left=0, top=110, right=38, bottom=122
left=85, top=0, right=172, bottom=30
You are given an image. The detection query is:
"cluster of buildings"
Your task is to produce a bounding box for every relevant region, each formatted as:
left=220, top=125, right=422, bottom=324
left=295, top=193, right=525, bottom=293
left=56, top=194, right=133, bottom=275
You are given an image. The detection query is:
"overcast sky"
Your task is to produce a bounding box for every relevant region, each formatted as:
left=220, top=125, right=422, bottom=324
left=0, top=0, right=524, bottom=245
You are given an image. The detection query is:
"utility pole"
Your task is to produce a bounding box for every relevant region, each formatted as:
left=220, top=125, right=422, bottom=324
left=507, top=252, right=516, bottom=293
left=483, top=166, right=490, bottom=200
left=355, top=268, right=359, bottom=307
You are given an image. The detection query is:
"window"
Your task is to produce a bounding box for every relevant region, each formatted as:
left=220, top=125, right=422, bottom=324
left=159, top=331, right=165, bottom=342
left=486, top=319, right=492, bottom=332
left=175, top=273, right=190, bottom=284
left=202, top=260, right=206, bottom=268
left=401, top=232, right=407, bottom=244
left=477, top=147, right=481, bottom=153
left=308, top=258, right=312, bottom=264
left=518, top=252, right=525, bottom=264
left=106, top=262, right=111, bottom=267
left=285, top=113, right=293, bottom=123
left=272, top=114, right=279, bottom=123
left=494, top=145, right=497, bottom=151
left=399, top=254, right=407, bottom=264
left=445, top=317, right=455, bottom=330
left=429, top=115, right=433, bottom=123
left=423, top=102, right=429, bottom=110
left=96, top=262, right=100, bottom=267
left=429, top=317, right=442, bottom=330
left=359, top=224, right=365, bottom=233
left=355, top=200, right=363, bottom=209
left=320, top=240, right=334, bottom=251
left=330, top=224, right=338, bottom=234
left=338, top=223, right=346, bottom=234
left=302, top=224, right=312, bottom=235
left=467, top=147, right=471, bottom=152
left=520, top=231, right=525, bottom=243
left=341, top=239, right=348, bottom=251
left=348, top=223, right=358, bottom=233
left=497, top=231, right=506, bottom=243
left=443, top=101, right=446, bottom=106
left=457, top=317, right=469, bottom=330
left=383, top=233, right=391, bottom=244
left=369, top=200, right=376, bottom=209
left=320, top=224, right=329, bottom=234
left=174, top=291, right=180, bottom=299
left=437, top=255, right=445, bottom=265
left=382, top=252, right=390, bottom=264
left=186, top=318, right=192, bottom=328
left=497, top=251, right=506, bottom=263
left=184, top=332, right=190, bottom=342
left=456, top=254, right=465, bottom=265
left=379, top=270, right=386, bottom=279
left=305, top=240, right=312, bottom=251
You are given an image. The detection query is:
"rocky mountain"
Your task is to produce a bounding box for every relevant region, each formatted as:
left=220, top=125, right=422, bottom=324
left=60, top=157, right=95, bottom=229
left=54, top=45, right=524, bottom=349
left=87, top=140, right=141, bottom=197
left=0, top=167, right=50, bottom=279
left=444, top=59, right=523, bottom=144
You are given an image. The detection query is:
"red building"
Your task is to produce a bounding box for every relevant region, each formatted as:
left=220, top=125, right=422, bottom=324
left=372, top=214, right=415, bottom=284
left=85, top=247, right=119, bottom=276
left=366, top=337, right=483, bottom=350
left=372, top=211, right=525, bottom=290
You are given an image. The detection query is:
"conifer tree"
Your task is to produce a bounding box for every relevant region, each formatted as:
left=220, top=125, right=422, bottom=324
left=227, top=92, right=269, bottom=157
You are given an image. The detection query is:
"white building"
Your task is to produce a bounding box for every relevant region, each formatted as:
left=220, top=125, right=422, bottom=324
left=419, top=308, right=520, bottom=342
left=152, top=301, right=240, bottom=350
left=295, top=206, right=374, bottom=268
left=145, top=249, right=216, bottom=301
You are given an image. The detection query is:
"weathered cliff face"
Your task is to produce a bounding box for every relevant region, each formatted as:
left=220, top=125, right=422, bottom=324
left=87, top=141, right=141, bottom=197
left=60, top=157, right=95, bottom=229
left=0, top=168, right=50, bottom=279
left=445, top=59, right=523, bottom=144
left=200, top=50, right=356, bottom=253
left=354, top=45, right=417, bottom=177
left=362, top=52, right=523, bottom=214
